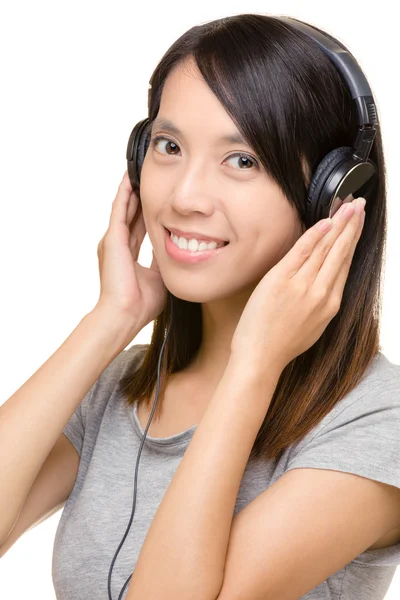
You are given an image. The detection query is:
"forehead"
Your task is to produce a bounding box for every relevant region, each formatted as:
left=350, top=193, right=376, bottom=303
left=153, top=58, right=248, bottom=146
left=159, top=57, right=212, bottom=107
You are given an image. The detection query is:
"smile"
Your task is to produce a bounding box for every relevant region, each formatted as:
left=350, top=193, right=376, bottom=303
left=164, top=227, right=230, bottom=264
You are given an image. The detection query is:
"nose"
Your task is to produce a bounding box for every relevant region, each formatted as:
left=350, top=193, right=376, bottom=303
left=169, top=160, right=218, bottom=216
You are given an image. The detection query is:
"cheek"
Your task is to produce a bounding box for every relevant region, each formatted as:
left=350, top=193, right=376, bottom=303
left=138, top=159, right=150, bottom=199
left=137, top=196, right=164, bottom=252
left=244, top=221, right=298, bottom=275
left=139, top=165, right=165, bottom=219
left=140, top=152, right=166, bottom=191
left=269, top=223, right=301, bottom=266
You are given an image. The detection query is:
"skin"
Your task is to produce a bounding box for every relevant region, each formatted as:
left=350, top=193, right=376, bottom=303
left=139, top=56, right=306, bottom=385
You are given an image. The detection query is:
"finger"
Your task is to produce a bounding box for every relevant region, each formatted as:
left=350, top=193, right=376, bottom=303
left=330, top=208, right=365, bottom=299
left=121, top=170, right=132, bottom=191
left=129, top=207, right=147, bottom=261
left=126, top=190, right=140, bottom=226
left=278, top=215, right=336, bottom=279
left=315, top=199, right=365, bottom=293
left=108, top=174, right=134, bottom=231
left=299, top=198, right=357, bottom=283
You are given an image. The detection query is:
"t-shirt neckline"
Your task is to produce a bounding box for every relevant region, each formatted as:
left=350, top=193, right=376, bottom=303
left=131, top=400, right=197, bottom=446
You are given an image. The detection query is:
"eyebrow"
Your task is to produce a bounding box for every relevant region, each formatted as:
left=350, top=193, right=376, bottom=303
left=150, top=117, right=249, bottom=146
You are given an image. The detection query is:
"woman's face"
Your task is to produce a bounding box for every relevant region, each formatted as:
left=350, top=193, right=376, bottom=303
left=139, top=56, right=304, bottom=304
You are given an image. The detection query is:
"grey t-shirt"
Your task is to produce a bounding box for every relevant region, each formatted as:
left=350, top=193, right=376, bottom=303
left=52, top=344, right=400, bottom=600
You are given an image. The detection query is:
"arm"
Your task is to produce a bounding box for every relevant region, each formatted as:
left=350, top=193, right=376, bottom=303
left=126, top=355, right=282, bottom=600
left=0, top=304, right=137, bottom=546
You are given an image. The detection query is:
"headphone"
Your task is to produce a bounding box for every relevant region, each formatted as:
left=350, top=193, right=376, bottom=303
left=108, top=16, right=379, bottom=599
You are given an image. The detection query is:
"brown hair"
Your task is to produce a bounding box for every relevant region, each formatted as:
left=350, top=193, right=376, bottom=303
left=119, top=14, right=386, bottom=464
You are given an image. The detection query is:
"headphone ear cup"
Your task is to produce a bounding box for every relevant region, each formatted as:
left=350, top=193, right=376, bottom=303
left=126, top=118, right=151, bottom=194
left=307, top=145, right=378, bottom=228
left=307, top=147, right=353, bottom=227
left=137, top=121, right=152, bottom=182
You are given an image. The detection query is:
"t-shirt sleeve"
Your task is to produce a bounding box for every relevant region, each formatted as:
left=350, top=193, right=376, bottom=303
left=284, top=371, right=400, bottom=566
left=62, top=388, right=92, bottom=457
left=284, top=374, right=400, bottom=489
left=62, top=343, right=148, bottom=457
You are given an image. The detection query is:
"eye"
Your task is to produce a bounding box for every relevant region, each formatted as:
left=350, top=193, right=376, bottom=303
left=150, top=134, right=180, bottom=156
left=149, top=134, right=259, bottom=170
left=224, top=153, right=259, bottom=170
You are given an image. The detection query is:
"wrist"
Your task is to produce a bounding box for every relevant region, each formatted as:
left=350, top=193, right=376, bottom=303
left=228, top=350, right=285, bottom=384
left=89, top=303, right=142, bottom=348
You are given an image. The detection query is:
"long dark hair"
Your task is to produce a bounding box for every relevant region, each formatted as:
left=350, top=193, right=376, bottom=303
left=119, top=14, right=386, bottom=464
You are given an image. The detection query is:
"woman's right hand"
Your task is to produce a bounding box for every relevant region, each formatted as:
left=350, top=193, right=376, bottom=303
left=95, top=171, right=168, bottom=332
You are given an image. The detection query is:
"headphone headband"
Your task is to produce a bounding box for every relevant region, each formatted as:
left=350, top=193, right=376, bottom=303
left=277, top=17, right=378, bottom=163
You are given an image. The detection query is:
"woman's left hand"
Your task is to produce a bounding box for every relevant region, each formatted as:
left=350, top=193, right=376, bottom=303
left=230, top=197, right=366, bottom=373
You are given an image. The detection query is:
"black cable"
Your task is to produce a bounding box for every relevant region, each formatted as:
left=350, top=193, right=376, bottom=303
left=107, top=293, right=173, bottom=600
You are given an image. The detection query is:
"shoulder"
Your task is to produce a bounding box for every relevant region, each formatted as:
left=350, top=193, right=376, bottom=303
left=102, top=343, right=149, bottom=383
left=361, top=351, right=400, bottom=387
left=334, top=351, right=400, bottom=417
left=313, top=352, right=400, bottom=427
left=119, top=342, right=149, bottom=372
left=283, top=351, right=400, bottom=489
left=80, top=343, right=149, bottom=417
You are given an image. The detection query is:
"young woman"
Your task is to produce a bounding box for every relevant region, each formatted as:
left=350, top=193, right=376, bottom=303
left=1, top=13, right=399, bottom=600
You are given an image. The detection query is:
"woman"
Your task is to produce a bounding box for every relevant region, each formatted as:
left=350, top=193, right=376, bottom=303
left=1, top=13, right=399, bottom=600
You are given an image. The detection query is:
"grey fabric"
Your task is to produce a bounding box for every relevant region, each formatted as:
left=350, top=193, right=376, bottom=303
left=52, top=344, right=400, bottom=599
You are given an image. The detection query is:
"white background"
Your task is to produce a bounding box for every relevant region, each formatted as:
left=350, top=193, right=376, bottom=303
left=0, top=0, right=399, bottom=598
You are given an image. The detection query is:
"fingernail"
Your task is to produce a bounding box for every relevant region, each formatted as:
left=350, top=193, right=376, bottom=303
left=319, top=218, right=333, bottom=232
left=355, top=197, right=366, bottom=214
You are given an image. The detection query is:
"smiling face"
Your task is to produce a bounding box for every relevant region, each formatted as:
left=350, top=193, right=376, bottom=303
left=139, top=56, right=305, bottom=304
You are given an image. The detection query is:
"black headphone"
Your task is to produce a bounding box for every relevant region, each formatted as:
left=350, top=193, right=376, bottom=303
left=109, top=17, right=379, bottom=600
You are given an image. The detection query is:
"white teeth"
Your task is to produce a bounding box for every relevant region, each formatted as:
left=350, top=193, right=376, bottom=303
left=169, top=231, right=226, bottom=252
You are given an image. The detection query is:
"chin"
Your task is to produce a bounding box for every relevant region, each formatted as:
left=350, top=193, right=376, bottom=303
left=168, top=287, right=223, bottom=304
left=165, top=277, right=249, bottom=304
